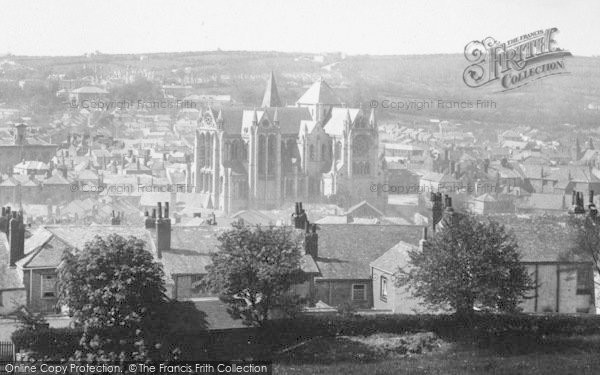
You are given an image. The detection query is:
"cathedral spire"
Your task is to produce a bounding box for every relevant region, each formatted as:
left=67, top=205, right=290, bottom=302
left=261, top=71, right=282, bottom=108
left=273, top=107, right=279, bottom=125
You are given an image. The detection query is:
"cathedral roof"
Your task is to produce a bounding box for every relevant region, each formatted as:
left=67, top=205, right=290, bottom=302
left=241, top=107, right=311, bottom=135
left=296, top=78, right=343, bottom=106
left=323, top=107, right=361, bottom=136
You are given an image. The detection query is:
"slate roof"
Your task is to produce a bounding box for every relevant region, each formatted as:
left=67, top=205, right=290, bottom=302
left=206, top=107, right=245, bottom=135
left=345, top=200, right=384, bottom=218
left=314, top=224, right=425, bottom=280
left=370, top=241, right=415, bottom=274
left=488, top=215, right=582, bottom=262
left=17, top=226, right=156, bottom=269
left=241, top=107, right=311, bottom=136
left=296, top=78, right=343, bottom=106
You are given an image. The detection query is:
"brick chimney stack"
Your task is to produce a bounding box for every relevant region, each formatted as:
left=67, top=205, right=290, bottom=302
left=0, top=207, right=7, bottom=236
left=304, top=223, right=319, bottom=258
left=155, top=202, right=171, bottom=259
left=419, top=227, right=428, bottom=253
left=110, top=211, right=121, bottom=225
left=589, top=190, right=597, bottom=220
left=431, top=193, right=443, bottom=233
left=442, top=194, right=458, bottom=227
left=292, top=202, right=309, bottom=229
left=570, top=190, right=586, bottom=215
left=9, top=211, right=25, bottom=266
left=144, top=210, right=154, bottom=229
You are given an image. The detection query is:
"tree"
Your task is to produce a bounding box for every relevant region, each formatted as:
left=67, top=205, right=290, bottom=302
left=204, top=223, right=306, bottom=326
left=395, top=213, right=533, bottom=317
left=58, top=234, right=167, bottom=360
left=567, top=214, right=600, bottom=278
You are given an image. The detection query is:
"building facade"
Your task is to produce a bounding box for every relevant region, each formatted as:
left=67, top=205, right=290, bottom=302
left=190, top=74, right=386, bottom=213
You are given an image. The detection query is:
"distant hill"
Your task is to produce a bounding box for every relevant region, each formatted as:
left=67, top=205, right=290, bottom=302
left=6, top=51, right=600, bottom=129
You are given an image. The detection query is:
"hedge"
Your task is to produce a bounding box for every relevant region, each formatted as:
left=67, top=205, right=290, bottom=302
left=13, top=313, right=600, bottom=360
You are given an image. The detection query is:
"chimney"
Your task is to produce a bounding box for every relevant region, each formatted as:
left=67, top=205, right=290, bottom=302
left=570, top=190, right=586, bottom=215
left=291, top=202, right=308, bottom=229
left=0, top=207, right=7, bottom=236
left=5, top=206, right=11, bottom=236
left=419, top=227, right=428, bottom=253
left=9, top=212, right=25, bottom=266
left=155, top=202, right=171, bottom=258
left=304, top=223, right=318, bottom=258
left=442, top=194, right=457, bottom=227
left=589, top=191, right=597, bottom=220
left=144, top=210, right=154, bottom=229
left=431, top=193, right=443, bottom=233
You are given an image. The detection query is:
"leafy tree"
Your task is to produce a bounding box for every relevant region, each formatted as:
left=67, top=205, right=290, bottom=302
left=395, top=212, right=533, bottom=317
left=204, top=223, right=306, bottom=326
left=567, top=214, right=600, bottom=277
left=58, top=234, right=167, bottom=360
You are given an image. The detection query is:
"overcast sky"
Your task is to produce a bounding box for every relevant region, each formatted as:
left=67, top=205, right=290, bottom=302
left=1, top=0, right=598, bottom=56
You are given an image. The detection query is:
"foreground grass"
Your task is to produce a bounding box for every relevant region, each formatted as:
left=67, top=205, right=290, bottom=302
left=275, top=351, right=600, bottom=375
left=273, top=334, right=600, bottom=375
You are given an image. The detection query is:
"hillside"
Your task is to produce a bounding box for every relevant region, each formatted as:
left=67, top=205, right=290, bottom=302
left=3, top=51, right=599, bottom=128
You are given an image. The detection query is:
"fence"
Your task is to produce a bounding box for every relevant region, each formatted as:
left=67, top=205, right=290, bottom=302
left=0, top=341, right=14, bottom=360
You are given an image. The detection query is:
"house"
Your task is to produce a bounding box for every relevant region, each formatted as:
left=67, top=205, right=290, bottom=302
left=8, top=202, right=320, bottom=313
left=288, top=204, right=424, bottom=309
left=370, top=201, right=596, bottom=314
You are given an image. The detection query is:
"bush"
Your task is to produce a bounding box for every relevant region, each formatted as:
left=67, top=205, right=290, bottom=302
left=14, top=313, right=600, bottom=360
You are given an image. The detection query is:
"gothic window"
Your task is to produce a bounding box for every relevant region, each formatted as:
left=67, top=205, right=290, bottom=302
left=310, top=144, right=315, bottom=161
left=335, top=141, right=342, bottom=160
left=258, top=135, right=266, bottom=174
left=352, top=135, right=371, bottom=157
left=224, top=142, right=230, bottom=162
left=268, top=135, right=277, bottom=174
left=321, top=144, right=326, bottom=161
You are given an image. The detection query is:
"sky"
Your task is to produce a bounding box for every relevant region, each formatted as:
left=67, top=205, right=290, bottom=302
left=0, top=0, right=598, bottom=56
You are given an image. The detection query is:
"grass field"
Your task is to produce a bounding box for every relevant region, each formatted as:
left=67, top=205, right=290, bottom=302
left=273, top=333, right=600, bottom=374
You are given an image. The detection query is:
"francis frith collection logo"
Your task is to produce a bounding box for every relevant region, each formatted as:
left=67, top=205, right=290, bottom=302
left=463, top=28, right=572, bottom=92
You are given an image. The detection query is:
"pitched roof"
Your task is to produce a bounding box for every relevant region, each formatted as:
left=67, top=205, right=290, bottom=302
left=323, top=107, right=361, bottom=136
left=488, top=215, right=581, bottom=262
left=314, top=224, right=424, bottom=280
left=18, top=226, right=156, bottom=269
left=261, top=72, right=282, bottom=108
left=296, top=78, right=343, bottom=106
left=345, top=200, right=384, bottom=218
left=241, top=107, right=311, bottom=135
left=370, top=241, right=415, bottom=274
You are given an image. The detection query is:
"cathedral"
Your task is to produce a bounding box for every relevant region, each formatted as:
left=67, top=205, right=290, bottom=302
left=190, top=73, right=386, bottom=214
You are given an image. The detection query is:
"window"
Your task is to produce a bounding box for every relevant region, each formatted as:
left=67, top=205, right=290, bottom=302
left=577, top=266, right=593, bottom=295
left=41, top=274, right=57, bottom=298
left=380, top=276, right=388, bottom=301
left=352, top=284, right=366, bottom=301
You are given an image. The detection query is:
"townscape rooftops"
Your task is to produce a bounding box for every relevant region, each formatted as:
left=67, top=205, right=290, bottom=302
left=488, top=215, right=583, bottom=262
left=314, top=224, right=425, bottom=280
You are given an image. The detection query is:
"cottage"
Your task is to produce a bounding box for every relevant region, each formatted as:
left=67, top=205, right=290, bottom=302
left=370, top=198, right=596, bottom=314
